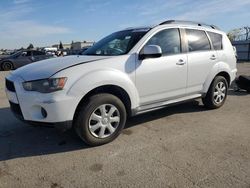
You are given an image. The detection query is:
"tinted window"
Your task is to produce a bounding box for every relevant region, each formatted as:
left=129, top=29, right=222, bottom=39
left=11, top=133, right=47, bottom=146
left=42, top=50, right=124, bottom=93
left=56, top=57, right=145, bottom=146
left=21, top=51, right=32, bottom=57
left=207, top=32, right=223, bottom=50
left=146, top=28, right=181, bottom=55
left=186, top=29, right=211, bottom=52
left=33, top=51, right=45, bottom=56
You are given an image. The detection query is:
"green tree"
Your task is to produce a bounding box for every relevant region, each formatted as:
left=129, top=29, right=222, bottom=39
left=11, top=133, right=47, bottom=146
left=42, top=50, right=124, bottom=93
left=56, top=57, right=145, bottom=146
left=227, top=27, right=250, bottom=41
left=59, top=41, right=64, bottom=49
left=71, top=40, right=74, bottom=49
left=243, top=27, right=250, bottom=40
left=27, top=43, right=34, bottom=49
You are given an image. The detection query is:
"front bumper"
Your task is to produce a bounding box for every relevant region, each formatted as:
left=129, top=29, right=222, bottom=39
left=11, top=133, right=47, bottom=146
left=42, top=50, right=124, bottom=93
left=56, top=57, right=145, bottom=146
left=5, top=74, right=81, bottom=126
left=9, top=101, right=24, bottom=121
left=9, top=100, right=72, bottom=129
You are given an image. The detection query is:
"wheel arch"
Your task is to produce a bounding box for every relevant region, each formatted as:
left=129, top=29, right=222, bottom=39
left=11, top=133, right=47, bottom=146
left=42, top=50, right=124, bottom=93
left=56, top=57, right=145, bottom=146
left=203, top=61, right=233, bottom=93
left=1, top=60, right=14, bottom=70
left=216, top=71, right=230, bottom=86
left=73, top=84, right=133, bottom=124
left=203, top=70, right=231, bottom=93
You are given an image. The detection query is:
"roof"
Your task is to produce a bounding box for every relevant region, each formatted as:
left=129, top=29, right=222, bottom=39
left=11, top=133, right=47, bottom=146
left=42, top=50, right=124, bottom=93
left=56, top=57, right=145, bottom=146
left=123, top=20, right=220, bottom=32
left=159, top=20, right=220, bottom=30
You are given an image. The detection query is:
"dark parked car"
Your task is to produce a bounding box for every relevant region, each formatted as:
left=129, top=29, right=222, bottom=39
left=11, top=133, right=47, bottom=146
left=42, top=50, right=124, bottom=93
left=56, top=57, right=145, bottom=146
left=0, top=50, right=54, bottom=71
left=78, top=46, right=91, bottom=55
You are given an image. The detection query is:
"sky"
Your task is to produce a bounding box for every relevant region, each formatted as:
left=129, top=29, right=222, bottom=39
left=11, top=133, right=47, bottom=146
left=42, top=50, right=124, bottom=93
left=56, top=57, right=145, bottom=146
left=0, top=0, right=249, bottom=49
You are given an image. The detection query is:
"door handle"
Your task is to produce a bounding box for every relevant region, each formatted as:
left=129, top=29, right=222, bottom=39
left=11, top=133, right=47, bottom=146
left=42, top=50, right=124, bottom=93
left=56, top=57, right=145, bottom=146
left=176, top=59, right=186, bottom=65
left=210, top=55, right=216, bottom=60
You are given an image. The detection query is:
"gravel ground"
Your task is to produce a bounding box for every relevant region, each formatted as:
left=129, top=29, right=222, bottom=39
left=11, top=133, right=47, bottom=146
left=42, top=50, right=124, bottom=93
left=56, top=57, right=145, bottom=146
left=0, top=63, right=250, bottom=188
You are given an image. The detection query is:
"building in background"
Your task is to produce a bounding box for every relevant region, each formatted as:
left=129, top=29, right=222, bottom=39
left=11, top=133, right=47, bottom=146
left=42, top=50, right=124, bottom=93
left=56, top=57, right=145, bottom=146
left=52, top=41, right=94, bottom=50
left=52, top=43, right=71, bottom=50
left=51, top=41, right=94, bottom=55
left=71, top=41, right=94, bottom=50
left=232, top=41, right=250, bottom=61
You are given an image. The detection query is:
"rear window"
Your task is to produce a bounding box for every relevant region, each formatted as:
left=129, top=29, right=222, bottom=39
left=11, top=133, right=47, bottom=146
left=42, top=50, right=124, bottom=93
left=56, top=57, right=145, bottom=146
left=185, top=29, right=211, bottom=52
left=207, top=32, right=223, bottom=50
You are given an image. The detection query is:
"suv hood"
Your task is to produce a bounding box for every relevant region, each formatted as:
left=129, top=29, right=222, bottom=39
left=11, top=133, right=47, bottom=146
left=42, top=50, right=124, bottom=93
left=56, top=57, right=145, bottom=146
left=12, top=55, right=110, bottom=81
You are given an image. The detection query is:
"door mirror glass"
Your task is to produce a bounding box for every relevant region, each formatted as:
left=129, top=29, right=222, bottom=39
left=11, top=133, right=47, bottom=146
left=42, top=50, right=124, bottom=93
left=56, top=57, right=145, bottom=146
left=139, top=45, right=162, bottom=60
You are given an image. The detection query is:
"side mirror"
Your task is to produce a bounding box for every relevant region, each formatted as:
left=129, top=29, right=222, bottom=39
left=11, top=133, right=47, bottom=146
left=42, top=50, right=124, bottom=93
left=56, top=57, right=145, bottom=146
left=139, top=45, right=162, bottom=60
left=21, top=52, right=27, bottom=57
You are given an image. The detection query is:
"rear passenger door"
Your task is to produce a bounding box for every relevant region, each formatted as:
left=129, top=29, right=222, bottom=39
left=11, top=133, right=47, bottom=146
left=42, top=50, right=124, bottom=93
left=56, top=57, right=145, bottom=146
left=185, top=29, right=218, bottom=94
left=16, top=51, right=33, bottom=67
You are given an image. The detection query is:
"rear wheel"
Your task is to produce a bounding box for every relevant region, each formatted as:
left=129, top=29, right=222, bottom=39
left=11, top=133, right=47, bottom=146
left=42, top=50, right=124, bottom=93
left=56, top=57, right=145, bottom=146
left=74, top=93, right=127, bottom=146
left=202, top=76, right=228, bottom=109
left=1, top=61, right=13, bottom=71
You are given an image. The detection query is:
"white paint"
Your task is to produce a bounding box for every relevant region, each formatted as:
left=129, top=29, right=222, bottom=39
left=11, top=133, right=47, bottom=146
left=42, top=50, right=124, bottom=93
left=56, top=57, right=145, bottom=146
left=6, top=23, right=237, bottom=124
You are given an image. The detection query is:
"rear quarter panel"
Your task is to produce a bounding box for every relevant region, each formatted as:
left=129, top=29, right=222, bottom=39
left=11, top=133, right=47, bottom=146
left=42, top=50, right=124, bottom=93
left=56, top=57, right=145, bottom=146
left=202, top=32, right=237, bottom=93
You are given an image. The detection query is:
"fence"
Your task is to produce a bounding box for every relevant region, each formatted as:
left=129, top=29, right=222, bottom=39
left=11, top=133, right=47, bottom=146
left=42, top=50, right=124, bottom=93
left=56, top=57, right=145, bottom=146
left=232, top=41, right=250, bottom=61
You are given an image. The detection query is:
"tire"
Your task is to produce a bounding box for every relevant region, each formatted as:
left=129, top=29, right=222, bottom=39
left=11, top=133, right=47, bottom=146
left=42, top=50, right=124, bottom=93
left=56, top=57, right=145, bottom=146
left=74, top=93, right=127, bottom=146
left=202, top=76, right=228, bottom=109
left=1, top=61, right=13, bottom=71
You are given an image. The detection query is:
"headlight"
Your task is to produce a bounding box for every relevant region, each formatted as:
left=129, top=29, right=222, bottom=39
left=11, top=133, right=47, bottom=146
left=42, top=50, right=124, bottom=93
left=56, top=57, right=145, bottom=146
left=23, top=77, right=67, bottom=93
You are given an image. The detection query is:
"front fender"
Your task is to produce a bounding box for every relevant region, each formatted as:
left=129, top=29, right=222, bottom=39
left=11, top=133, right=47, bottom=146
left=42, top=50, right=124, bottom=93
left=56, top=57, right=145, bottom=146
left=67, top=69, right=140, bottom=109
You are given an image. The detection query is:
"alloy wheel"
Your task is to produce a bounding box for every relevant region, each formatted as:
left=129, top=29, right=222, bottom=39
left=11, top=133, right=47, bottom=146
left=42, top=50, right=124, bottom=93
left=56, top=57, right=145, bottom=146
left=213, top=81, right=226, bottom=104
left=88, top=104, right=120, bottom=138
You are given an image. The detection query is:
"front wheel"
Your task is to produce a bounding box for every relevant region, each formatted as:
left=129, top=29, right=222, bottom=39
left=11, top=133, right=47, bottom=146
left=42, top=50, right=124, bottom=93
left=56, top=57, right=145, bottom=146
left=202, top=76, right=228, bottom=109
left=74, top=93, right=127, bottom=146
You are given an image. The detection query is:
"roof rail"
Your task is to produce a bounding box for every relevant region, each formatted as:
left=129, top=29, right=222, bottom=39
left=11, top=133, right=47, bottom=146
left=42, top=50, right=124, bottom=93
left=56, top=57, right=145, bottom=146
left=159, top=20, right=220, bottom=30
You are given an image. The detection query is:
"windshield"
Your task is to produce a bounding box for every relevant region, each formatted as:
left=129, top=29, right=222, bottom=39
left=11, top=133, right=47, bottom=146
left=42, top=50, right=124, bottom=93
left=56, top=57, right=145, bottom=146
left=83, top=29, right=149, bottom=56
left=9, top=51, right=22, bottom=58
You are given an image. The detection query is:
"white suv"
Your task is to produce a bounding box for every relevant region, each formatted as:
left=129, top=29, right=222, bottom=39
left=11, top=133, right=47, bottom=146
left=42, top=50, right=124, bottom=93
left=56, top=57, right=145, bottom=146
left=5, top=20, right=237, bottom=146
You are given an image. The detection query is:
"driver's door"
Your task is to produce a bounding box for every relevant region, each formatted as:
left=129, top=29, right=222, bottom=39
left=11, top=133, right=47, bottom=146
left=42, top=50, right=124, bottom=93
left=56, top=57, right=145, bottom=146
left=135, top=28, right=188, bottom=105
left=16, top=51, right=33, bottom=67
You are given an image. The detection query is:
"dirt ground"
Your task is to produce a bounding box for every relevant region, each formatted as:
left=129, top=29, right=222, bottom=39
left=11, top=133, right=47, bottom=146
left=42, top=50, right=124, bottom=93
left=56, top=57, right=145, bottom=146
left=0, top=63, right=250, bottom=188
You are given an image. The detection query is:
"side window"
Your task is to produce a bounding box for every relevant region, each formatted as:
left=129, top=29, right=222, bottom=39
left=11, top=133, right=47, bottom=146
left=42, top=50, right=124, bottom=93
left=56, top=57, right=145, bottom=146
left=185, top=29, right=211, bottom=52
left=26, top=51, right=31, bottom=57
left=207, top=32, right=223, bottom=50
left=146, top=28, right=181, bottom=55
left=22, top=51, right=32, bottom=56
left=33, top=51, right=45, bottom=56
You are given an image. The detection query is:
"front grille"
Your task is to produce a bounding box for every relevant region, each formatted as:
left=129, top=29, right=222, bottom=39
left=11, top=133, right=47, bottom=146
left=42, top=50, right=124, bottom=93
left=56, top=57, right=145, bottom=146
left=9, top=101, right=23, bottom=120
left=6, top=79, right=16, bottom=92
